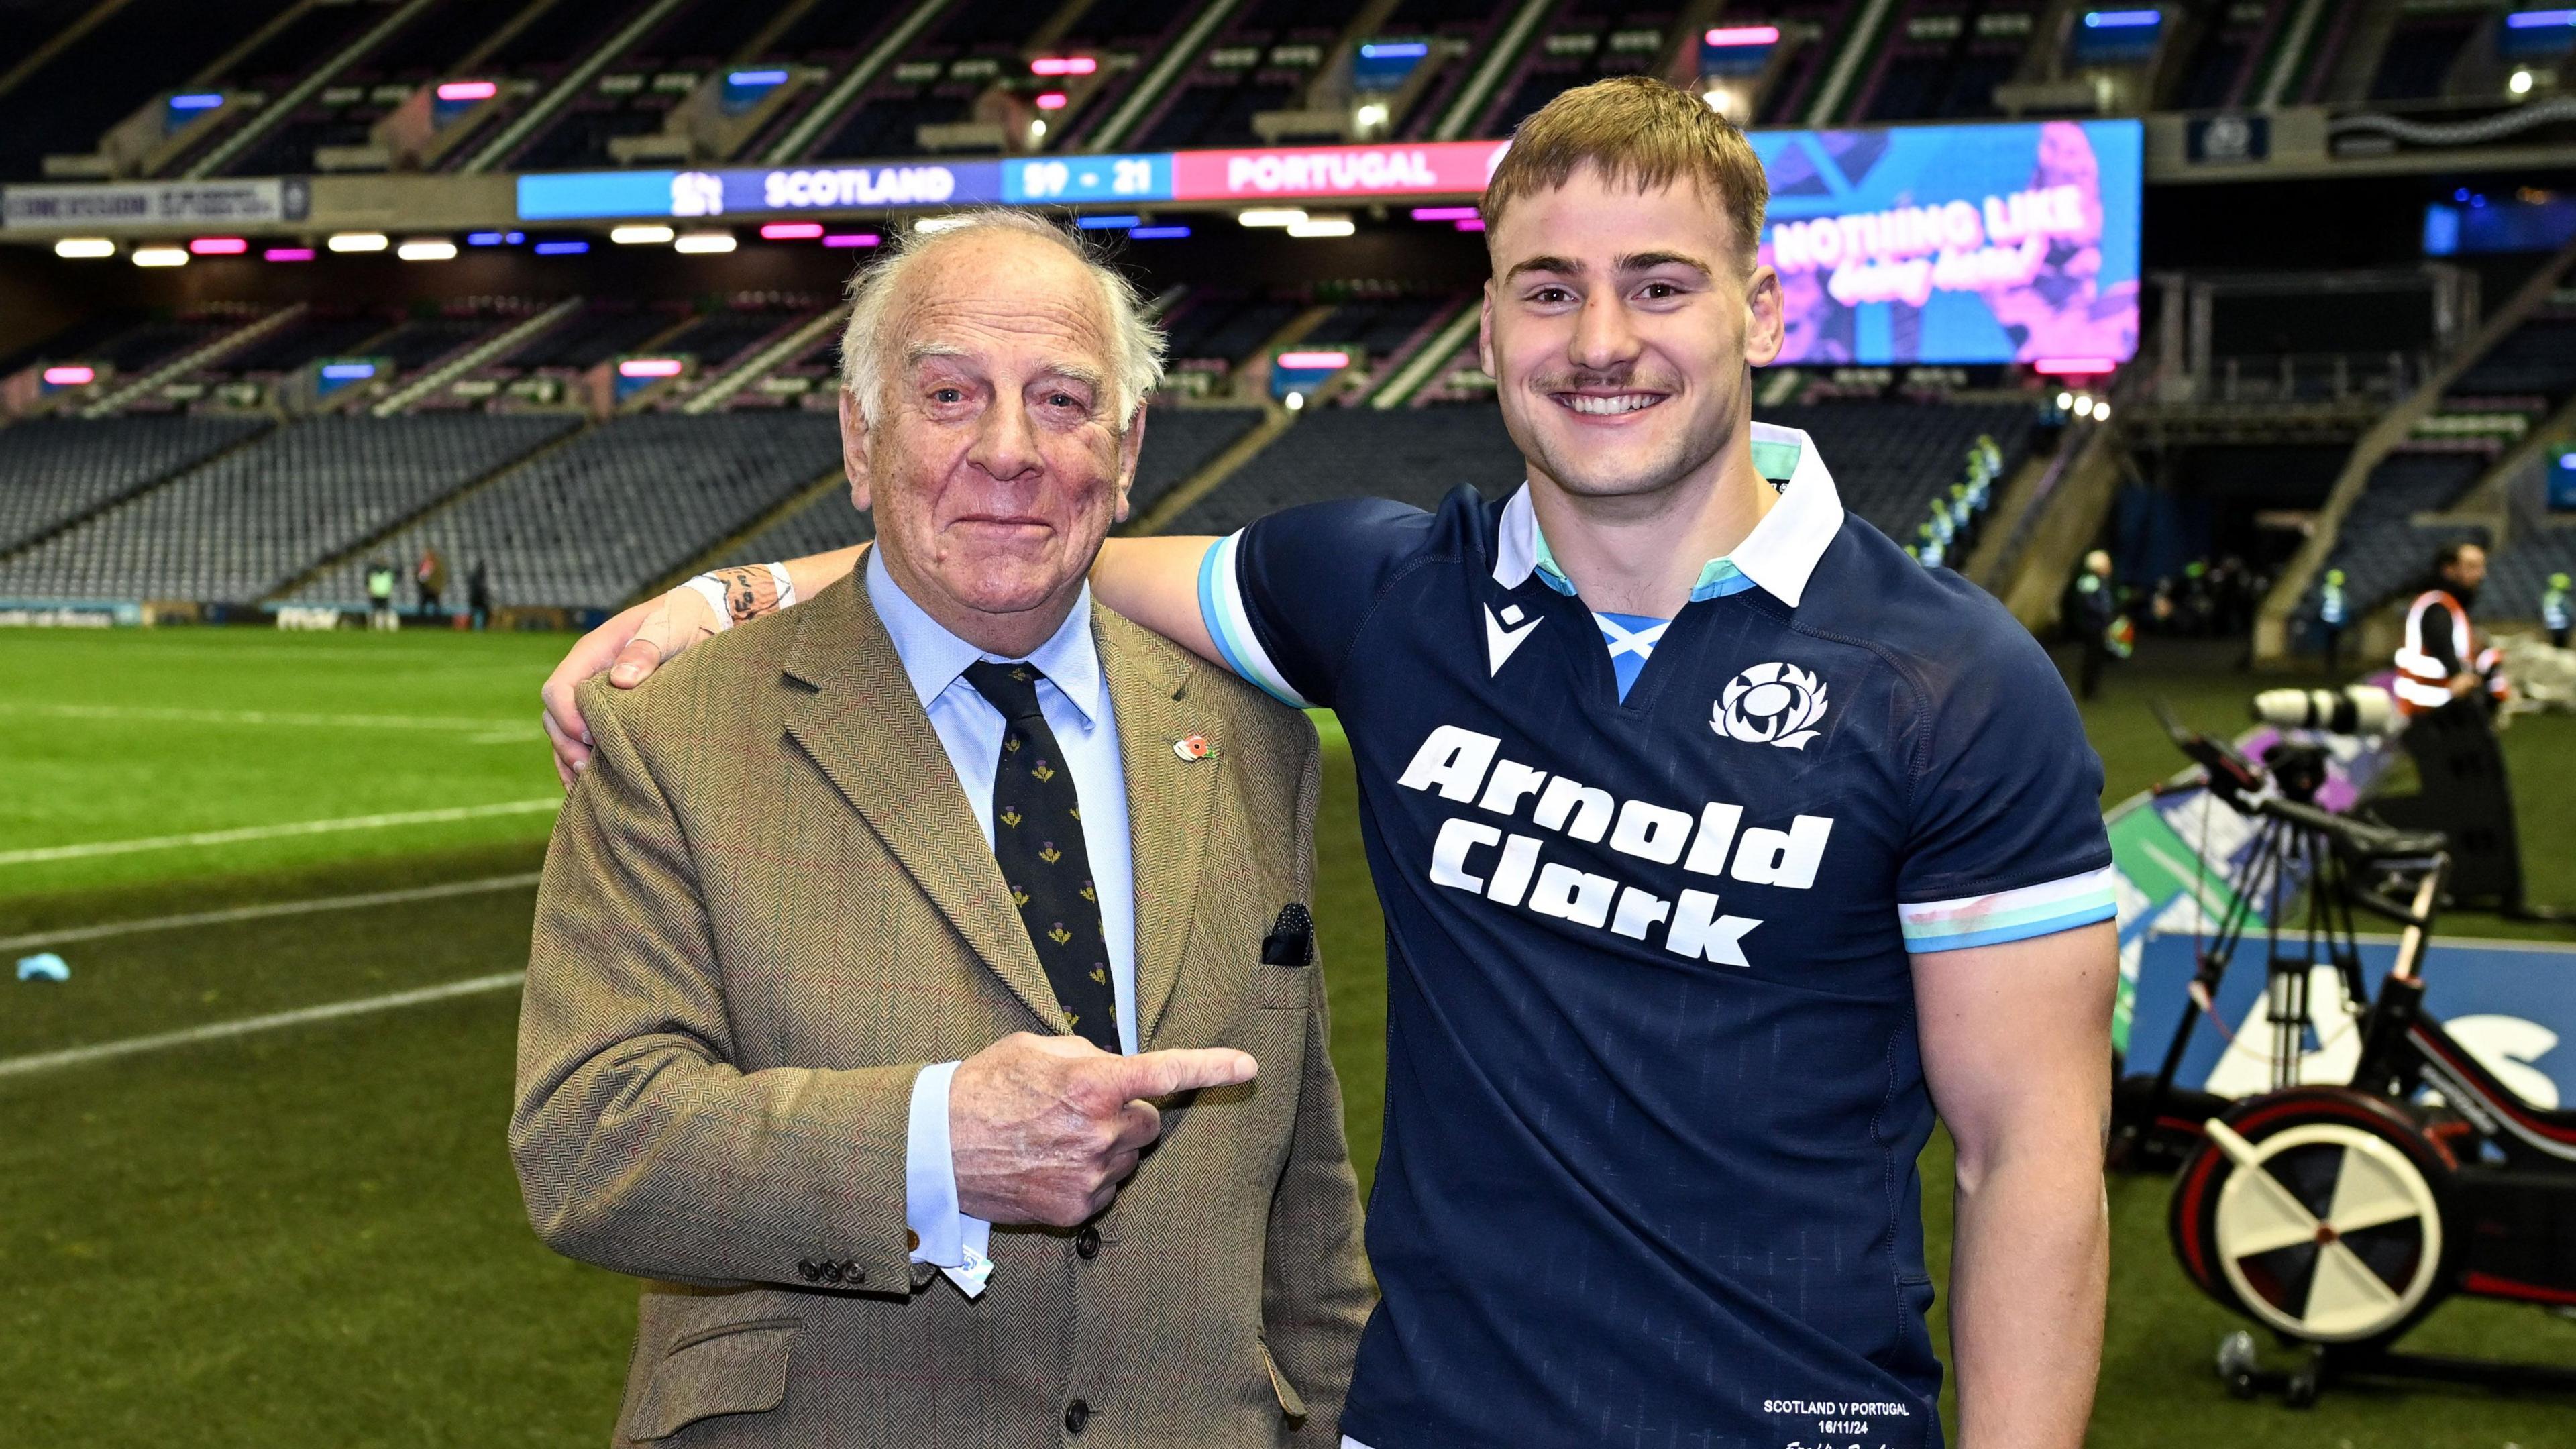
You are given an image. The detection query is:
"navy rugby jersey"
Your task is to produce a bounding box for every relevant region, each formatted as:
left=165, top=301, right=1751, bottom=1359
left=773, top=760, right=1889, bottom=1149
left=1195, top=423, right=2114, bottom=1449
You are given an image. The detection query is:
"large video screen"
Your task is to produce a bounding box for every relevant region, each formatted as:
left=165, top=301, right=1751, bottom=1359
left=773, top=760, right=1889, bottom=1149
left=1752, top=119, right=2142, bottom=368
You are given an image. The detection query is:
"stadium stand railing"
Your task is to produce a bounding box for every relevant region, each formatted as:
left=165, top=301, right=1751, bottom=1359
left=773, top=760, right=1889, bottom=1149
left=2261, top=235, right=2576, bottom=659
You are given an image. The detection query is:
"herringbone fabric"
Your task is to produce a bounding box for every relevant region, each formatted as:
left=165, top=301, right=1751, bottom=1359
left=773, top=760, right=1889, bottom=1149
left=514, top=568, right=1373, bottom=1448
left=961, top=659, right=1120, bottom=1051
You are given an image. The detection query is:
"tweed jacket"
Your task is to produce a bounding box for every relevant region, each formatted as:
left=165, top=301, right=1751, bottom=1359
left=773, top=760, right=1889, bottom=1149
left=513, top=570, right=1375, bottom=1448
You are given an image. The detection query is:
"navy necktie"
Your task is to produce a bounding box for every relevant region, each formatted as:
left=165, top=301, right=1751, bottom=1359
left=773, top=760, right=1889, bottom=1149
left=961, top=660, right=1119, bottom=1053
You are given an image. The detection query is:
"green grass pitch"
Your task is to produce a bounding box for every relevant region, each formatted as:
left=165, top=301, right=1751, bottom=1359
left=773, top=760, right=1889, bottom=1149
left=2, top=627, right=2571, bottom=1446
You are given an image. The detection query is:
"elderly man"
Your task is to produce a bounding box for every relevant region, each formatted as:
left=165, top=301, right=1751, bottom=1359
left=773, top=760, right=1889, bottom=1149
left=513, top=211, right=1372, bottom=1448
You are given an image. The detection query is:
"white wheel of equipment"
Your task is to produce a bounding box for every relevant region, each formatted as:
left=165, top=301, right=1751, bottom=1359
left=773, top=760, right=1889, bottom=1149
left=2210, top=1120, right=2443, bottom=1343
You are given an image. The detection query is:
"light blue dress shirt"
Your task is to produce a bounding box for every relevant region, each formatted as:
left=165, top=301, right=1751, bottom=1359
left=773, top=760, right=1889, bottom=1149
left=867, top=547, right=1137, bottom=1292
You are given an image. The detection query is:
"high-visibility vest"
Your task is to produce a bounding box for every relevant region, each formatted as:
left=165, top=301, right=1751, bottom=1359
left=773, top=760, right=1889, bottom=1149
left=2394, top=587, right=2506, bottom=713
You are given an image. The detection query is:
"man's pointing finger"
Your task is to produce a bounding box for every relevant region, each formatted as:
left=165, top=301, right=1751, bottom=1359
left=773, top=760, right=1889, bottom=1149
left=1104, top=1047, right=1258, bottom=1102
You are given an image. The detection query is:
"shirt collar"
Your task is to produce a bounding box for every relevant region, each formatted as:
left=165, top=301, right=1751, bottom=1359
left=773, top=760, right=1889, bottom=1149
left=864, top=545, right=1106, bottom=727
left=1489, top=421, right=1846, bottom=609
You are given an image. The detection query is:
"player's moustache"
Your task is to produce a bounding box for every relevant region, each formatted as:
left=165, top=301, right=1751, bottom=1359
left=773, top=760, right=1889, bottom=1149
left=1527, top=368, right=1684, bottom=398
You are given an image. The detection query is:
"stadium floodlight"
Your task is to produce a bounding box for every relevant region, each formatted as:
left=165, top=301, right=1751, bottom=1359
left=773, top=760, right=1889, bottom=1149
left=1035, top=91, right=1069, bottom=109
left=1238, top=208, right=1307, bottom=227
left=1286, top=215, right=1356, bottom=238
left=42, top=365, right=96, bottom=386
left=673, top=231, right=736, bottom=254
left=759, top=221, right=824, bottom=239
left=131, top=246, right=189, bottom=268
left=264, top=247, right=314, bottom=262
left=1704, top=25, right=1781, bottom=45
left=1411, top=206, right=1477, bottom=221
left=54, top=237, right=116, bottom=259
left=189, top=237, right=247, bottom=255
left=1129, top=225, right=1189, bottom=239
left=2055, top=390, right=2075, bottom=410
left=1356, top=103, right=1389, bottom=127
left=533, top=239, right=588, bottom=254
left=1074, top=215, right=1142, bottom=230
left=611, top=224, right=675, bottom=245
left=1283, top=391, right=1305, bottom=411
left=1277, top=351, right=1352, bottom=370
left=396, top=239, right=458, bottom=261
left=167, top=93, right=224, bottom=110
left=328, top=232, right=388, bottom=252
left=821, top=233, right=881, bottom=248
left=618, top=358, right=686, bottom=379
left=2510, top=69, right=2535, bottom=95
left=435, top=80, right=498, bottom=101
left=1030, top=56, right=1098, bottom=76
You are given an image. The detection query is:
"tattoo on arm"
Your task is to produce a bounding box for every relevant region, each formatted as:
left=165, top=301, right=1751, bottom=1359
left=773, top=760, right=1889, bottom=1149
left=709, top=566, right=779, bottom=624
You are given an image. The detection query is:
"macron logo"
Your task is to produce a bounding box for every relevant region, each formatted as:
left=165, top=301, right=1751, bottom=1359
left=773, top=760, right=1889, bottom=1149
left=1483, top=602, right=1542, bottom=676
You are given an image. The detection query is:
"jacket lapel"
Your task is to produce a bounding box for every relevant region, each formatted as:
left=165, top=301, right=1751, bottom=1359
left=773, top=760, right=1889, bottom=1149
left=1098, top=608, right=1216, bottom=1050
left=779, top=574, right=1069, bottom=1036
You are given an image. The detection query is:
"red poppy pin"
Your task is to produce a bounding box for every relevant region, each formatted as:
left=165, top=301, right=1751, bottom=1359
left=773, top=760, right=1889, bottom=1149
left=1173, top=733, right=1216, bottom=761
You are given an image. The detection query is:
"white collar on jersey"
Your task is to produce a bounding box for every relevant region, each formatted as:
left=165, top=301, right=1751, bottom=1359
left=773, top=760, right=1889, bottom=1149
left=1489, top=421, right=1847, bottom=609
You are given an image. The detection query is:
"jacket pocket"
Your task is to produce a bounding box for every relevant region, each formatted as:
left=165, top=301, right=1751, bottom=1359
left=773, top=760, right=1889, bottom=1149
left=625, top=1318, right=798, bottom=1442
left=1256, top=1338, right=1307, bottom=1420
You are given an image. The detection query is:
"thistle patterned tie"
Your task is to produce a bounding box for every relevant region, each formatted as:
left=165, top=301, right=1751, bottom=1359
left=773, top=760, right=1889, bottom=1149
left=961, top=659, right=1120, bottom=1053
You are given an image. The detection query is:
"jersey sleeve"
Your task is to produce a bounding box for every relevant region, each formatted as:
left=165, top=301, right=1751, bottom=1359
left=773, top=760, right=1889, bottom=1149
left=1894, top=621, right=2114, bottom=953
left=1197, top=496, right=1429, bottom=710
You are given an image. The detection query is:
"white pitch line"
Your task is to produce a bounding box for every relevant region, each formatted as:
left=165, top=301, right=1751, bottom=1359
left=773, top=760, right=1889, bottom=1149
left=0, top=972, right=525, bottom=1080
left=0, top=872, right=545, bottom=952
left=0, top=702, right=538, bottom=734
left=0, top=798, right=561, bottom=865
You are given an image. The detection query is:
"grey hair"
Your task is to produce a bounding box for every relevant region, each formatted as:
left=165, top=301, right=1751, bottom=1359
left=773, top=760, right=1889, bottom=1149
left=838, top=209, right=1166, bottom=429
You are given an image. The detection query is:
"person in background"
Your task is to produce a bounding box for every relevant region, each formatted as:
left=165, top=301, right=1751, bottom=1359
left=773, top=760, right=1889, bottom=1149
left=365, top=560, right=397, bottom=632
left=2394, top=541, right=2508, bottom=718
left=2544, top=570, right=2570, bottom=650
left=467, top=561, right=492, bottom=631
left=415, top=545, right=447, bottom=623
left=2317, top=567, right=2349, bottom=679
left=2070, top=548, right=2119, bottom=700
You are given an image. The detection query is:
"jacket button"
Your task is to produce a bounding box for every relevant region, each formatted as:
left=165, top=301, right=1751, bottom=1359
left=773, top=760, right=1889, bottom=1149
left=1075, top=1226, right=1101, bottom=1260
left=797, top=1260, right=820, bottom=1282
left=1064, top=1399, right=1091, bottom=1434
left=842, top=1260, right=867, bottom=1284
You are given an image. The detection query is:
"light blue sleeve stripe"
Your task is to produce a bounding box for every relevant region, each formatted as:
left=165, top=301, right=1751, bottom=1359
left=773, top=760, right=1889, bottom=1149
left=1196, top=532, right=1313, bottom=709
left=1903, top=900, right=2117, bottom=953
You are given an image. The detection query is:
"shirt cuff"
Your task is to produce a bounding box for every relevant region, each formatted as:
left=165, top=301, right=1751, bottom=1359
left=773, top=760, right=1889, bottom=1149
left=1898, top=865, right=2118, bottom=953
left=905, top=1061, right=994, bottom=1293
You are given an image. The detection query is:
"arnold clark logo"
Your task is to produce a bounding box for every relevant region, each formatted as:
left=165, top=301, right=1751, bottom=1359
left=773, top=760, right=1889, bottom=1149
left=1717, top=661, right=1829, bottom=750
left=1398, top=723, right=1837, bottom=970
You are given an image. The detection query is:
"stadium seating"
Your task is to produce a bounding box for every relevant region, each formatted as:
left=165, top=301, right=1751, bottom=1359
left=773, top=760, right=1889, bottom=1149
left=2305, top=451, right=2491, bottom=625
left=283, top=411, right=841, bottom=609
left=0, top=415, right=272, bottom=558
left=737, top=485, right=871, bottom=565
left=0, top=414, right=576, bottom=603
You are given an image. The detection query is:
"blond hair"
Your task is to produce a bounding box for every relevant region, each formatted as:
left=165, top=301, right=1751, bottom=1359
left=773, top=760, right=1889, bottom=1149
left=840, top=209, right=1166, bottom=427
left=1481, top=76, right=1769, bottom=275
